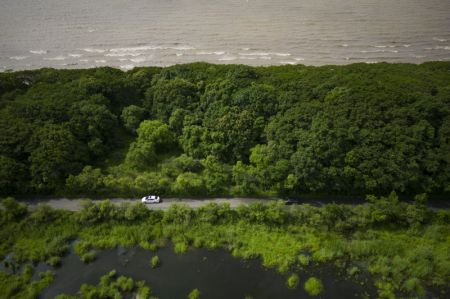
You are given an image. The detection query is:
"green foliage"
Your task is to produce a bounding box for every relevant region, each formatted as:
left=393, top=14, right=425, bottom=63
left=1, top=63, right=450, bottom=196
left=28, top=125, right=86, bottom=192
left=121, top=105, right=147, bottom=133
left=0, top=156, right=26, bottom=195
left=0, top=198, right=448, bottom=297
left=145, top=77, right=198, bottom=121
left=65, top=166, right=105, bottom=195
left=187, top=288, right=201, bottom=299
left=46, top=256, right=61, bottom=267
left=172, top=172, right=205, bottom=196
left=55, top=272, right=156, bottom=299
left=298, top=254, right=311, bottom=266
left=0, top=269, right=54, bottom=299
left=304, top=277, right=324, bottom=296
left=150, top=255, right=160, bottom=268
left=125, top=120, right=176, bottom=169
left=286, top=273, right=299, bottom=289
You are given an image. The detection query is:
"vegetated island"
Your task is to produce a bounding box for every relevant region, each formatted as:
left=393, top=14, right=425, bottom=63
left=0, top=62, right=449, bottom=298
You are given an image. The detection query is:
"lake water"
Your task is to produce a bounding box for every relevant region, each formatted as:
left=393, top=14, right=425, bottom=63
left=38, top=246, right=372, bottom=299
left=0, top=0, right=449, bottom=71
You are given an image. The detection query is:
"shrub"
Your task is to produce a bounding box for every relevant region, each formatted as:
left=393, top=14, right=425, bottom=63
left=150, top=255, right=160, bottom=268
left=304, top=277, right=324, bottom=296
left=174, top=242, right=189, bottom=254
left=286, top=273, right=299, bottom=289
left=47, top=256, right=62, bottom=267
left=80, top=251, right=96, bottom=263
left=1, top=197, right=27, bottom=221
left=29, top=204, right=56, bottom=224
left=298, top=254, right=311, bottom=266
left=116, top=275, right=134, bottom=292
left=188, top=288, right=201, bottom=299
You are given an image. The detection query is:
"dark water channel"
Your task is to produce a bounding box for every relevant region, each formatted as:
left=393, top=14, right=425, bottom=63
left=39, top=246, right=371, bottom=299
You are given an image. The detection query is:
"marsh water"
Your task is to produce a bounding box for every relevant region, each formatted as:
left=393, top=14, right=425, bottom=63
left=37, top=246, right=372, bottom=299
left=1, top=0, right=450, bottom=71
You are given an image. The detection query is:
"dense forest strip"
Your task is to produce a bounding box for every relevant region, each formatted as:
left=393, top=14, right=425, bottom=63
left=1, top=62, right=450, bottom=198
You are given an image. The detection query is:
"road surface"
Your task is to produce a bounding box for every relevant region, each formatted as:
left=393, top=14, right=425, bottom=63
left=23, top=198, right=266, bottom=211
left=21, top=196, right=450, bottom=211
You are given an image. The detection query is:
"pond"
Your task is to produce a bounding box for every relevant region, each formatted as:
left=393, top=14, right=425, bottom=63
left=38, top=245, right=373, bottom=298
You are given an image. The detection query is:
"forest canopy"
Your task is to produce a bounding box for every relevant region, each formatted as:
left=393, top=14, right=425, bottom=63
left=0, top=62, right=449, bottom=197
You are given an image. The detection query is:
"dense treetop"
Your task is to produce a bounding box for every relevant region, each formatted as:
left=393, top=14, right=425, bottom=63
left=0, top=62, right=449, bottom=197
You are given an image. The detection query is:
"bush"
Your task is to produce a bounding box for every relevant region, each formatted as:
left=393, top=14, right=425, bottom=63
left=150, top=255, right=160, bottom=268
left=286, top=273, right=299, bottom=289
left=81, top=251, right=96, bottom=263
left=1, top=197, right=27, bottom=222
left=298, top=254, right=311, bottom=266
left=304, top=277, right=324, bottom=296
left=188, top=288, right=201, bottom=299
left=47, top=256, right=62, bottom=267
left=174, top=242, right=189, bottom=254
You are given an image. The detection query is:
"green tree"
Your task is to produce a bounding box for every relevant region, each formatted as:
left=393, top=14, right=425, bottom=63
left=121, top=105, right=146, bottom=133
left=28, top=125, right=86, bottom=192
left=125, top=120, right=176, bottom=169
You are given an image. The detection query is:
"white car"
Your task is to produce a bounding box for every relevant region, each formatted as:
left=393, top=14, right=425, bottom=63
left=141, top=195, right=162, bottom=204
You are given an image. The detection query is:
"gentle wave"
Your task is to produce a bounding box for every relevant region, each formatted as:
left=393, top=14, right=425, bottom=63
left=218, top=56, right=237, bottom=61
left=130, top=57, right=148, bottom=63
left=68, top=53, right=83, bottom=58
left=433, top=37, right=448, bottom=42
left=9, top=56, right=28, bottom=60
left=105, top=52, right=143, bottom=57
left=360, top=50, right=398, bottom=53
left=239, top=52, right=270, bottom=56
left=279, top=61, right=297, bottom=65
left=82, top=48, right=106, bottom=53
left=373, top=45, right=396, bottom=48
left=44, top=56, right=66, bottom=61
left=196, top=51, right=226, bottom=55
left=29, top=50, right=47, bottom=55
left=120, top=64, right=135, bottom=70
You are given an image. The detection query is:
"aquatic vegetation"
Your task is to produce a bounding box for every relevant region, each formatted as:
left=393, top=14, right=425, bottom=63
left=46, top=256, right=61, bottom=267
left=150, top=255, right=160, bottom=268
left=304, top=277, right=324, bottom=296
left=188, top=288, right=201, bottom=299
left=0, top=267, right=54, bottom=299
left=55, top=271, right=157, bottom=299
left=0, top=197, right=449, bottom=298
left=286, top=273, right=299, bottom=289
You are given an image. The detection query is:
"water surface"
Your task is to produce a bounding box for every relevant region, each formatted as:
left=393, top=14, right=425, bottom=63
left=40, top=246, right=371, bottom=298
left=1, top=0, right=450, bottom=71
